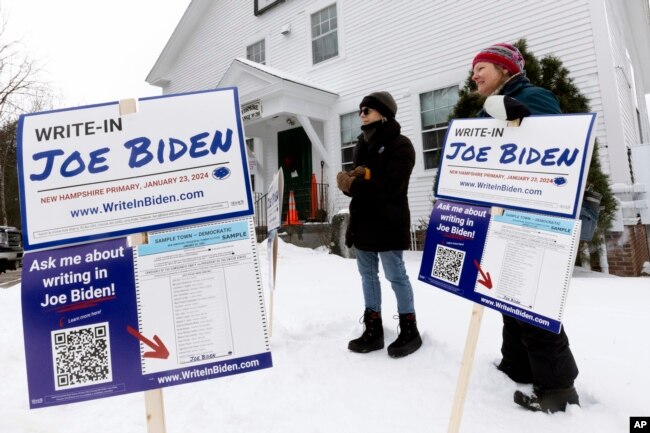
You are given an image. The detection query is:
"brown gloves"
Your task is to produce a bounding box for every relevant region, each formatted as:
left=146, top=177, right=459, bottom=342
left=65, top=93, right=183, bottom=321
left=338, top=166, right=370, bottom=194
left=349, top=165, right=367, bottom=178
left=336, top=171, right=355, bottom=194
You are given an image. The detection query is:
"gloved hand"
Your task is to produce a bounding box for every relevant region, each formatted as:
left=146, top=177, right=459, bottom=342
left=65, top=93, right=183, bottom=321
left=336, top=171, right=356, bottom=194
left=349, top=166, right=367, bottom=178
left=484, top=95, right=531, bottom=121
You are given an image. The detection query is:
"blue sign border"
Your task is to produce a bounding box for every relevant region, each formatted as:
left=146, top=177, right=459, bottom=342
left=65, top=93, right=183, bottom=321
left=434, top=113, right=597, bottom=219
left=17, top=87, right=254, bottom=251
left=419, top=199, right=567, bottom=333
left=21, top=238, right=272, bottom=409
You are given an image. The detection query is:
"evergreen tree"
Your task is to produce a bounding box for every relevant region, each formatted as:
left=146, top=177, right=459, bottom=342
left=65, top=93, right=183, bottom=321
left=451, top=39, right=616, bottom=248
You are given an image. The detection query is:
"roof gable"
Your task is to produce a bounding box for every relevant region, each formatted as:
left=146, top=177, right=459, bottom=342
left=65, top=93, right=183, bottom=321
left=218, top=58, right=337, bottom=97
left=218, top=58, right=337, bottom=108
left=146, top=0, right=211, bottom=87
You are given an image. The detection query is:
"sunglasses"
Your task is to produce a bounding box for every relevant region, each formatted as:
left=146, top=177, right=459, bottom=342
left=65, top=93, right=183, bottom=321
left=359, top=107, right=372, bottom=116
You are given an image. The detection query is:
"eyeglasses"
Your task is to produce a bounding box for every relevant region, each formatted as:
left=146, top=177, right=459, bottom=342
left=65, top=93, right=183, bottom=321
left=359, top=107, right=372, bottom=116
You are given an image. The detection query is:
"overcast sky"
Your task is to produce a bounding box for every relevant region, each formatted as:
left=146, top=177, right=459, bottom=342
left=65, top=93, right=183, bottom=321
left=2, top=0, right=190, bottom=108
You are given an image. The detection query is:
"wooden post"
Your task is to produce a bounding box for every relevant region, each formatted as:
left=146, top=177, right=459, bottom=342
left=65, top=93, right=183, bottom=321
left=266, top=170, right=283, bottom=338
left=129, top=231, right=167, bottom=433
left=447, top=304, right=484, bottom=433
left=120, top=100, right=167, bottom=433
left=267, top=230, right=278, bottom=337
left=447, top=206, right=502, bottom=433
left=144, top=389, right=167, bottom=433
left=268, top=289, right=274, bottom=337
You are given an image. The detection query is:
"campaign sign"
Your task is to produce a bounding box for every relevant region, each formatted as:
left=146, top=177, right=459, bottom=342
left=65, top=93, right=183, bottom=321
left=472, top=210, right=580, bottom=333
left=266, top=168, right=284, bottom=232
left=419, top=200, right=580, bottom=333
left=418, top=200, right=491, bottom=296
left=435, top=114, right=596, bottom=219
left=17, top=88, right=253, bottom=251
left=132, top=217, right=271, bottom=378
left=22, top=238, right=140, bottom=408
left=22, top=221, right=272, bottom=409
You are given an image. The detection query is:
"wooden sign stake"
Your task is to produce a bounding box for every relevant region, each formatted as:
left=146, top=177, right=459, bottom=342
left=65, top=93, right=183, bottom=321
left=266, top=169, right=284, bottom=338
left=121, top=100, right=167, bottom=433
left=144, top=388, right=167, bottom=433
left=128, top=230, right=167, bottom=433
left=268, top=231, right=278, bottom=337
left=447, top=304, right=484, bottom=433
left=447, top=206, right=503, bottom=433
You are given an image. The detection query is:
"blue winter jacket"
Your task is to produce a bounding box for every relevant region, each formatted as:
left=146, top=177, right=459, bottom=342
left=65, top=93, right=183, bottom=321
left=479, top=74, right=561, bottom=116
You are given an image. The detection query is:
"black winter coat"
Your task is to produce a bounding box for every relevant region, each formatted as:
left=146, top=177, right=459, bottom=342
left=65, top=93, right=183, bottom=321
left=345, top=118, right=415, bottom=251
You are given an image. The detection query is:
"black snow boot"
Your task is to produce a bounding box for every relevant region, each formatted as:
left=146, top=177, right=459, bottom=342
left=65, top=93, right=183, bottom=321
left=514, top=385, right=580, bottom=413
left=348, top=309, right=384, bottom=353
left=387, top=313, right=422, bottom=358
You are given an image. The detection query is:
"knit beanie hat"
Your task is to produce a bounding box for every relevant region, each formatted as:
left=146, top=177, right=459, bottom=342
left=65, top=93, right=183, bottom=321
left=472, top=43, right=525, bottom=75
left=359, top=91, right=397, bottom=118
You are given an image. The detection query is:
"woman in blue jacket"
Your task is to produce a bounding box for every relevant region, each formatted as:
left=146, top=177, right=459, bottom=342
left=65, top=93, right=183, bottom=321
left=472, top=43, right=580, bottom=413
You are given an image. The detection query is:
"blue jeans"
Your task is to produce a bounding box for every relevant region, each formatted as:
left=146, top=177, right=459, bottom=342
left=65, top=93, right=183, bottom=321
left=355, top=249, right=415, bottom=314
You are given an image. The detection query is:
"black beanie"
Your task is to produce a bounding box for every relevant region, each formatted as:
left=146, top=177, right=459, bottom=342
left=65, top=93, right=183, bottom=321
left=359, top=91, right=397, bottom=118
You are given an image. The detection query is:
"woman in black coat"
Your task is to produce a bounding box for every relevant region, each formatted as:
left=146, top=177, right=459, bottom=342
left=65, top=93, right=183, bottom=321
left=336, top=91, right=422, bottom=358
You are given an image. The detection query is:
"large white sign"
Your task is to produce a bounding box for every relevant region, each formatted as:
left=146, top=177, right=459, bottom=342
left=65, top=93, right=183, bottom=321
left=436, top=114, right=596, bottom=218
left=136, top=218, right=270, bottom=374
left=474, top=209, right=581, bottom=332
left=18, top=88, right=253, bottom=250
left=419, top=201, right=581, bottom=333
left=22, top=219, right=272, bottom=409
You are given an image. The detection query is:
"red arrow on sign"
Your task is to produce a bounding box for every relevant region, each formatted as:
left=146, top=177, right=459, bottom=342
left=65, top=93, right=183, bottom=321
left=126, top=325, right=170, bottom=359
left=473, top=259, right=493, bottom=289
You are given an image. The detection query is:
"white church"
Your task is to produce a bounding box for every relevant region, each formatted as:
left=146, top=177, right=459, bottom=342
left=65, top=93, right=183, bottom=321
left=146, top=0, right=650, bottom=276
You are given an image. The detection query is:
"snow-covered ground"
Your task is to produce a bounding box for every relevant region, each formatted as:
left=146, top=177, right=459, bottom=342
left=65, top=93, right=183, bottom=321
left=2, top=239, right=648, bottom=432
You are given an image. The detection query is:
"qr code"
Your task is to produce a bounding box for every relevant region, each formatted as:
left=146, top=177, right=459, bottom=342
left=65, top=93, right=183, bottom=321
left=431, top=244, right=465, bottom=285
left=51, top=322, right=112, bottom=390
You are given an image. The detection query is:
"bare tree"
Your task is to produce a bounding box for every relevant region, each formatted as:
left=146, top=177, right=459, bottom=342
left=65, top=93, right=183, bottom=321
left=0, top=120, right=16, bottom=226
left=0, top=11, right=52, bottom=226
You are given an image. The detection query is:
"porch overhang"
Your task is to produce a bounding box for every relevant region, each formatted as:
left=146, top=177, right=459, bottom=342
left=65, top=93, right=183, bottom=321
left=218, top=59, right=339, bottom=164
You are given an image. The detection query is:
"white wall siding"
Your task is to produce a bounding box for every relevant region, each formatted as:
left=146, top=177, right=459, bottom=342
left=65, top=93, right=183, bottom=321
left=154, top=0, right=646, bottom=226
left=608, top=3, right=636, bottom=146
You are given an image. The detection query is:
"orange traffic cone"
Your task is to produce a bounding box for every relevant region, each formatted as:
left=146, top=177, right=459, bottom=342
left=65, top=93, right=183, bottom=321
left=285, top=191, right=302, bottom=225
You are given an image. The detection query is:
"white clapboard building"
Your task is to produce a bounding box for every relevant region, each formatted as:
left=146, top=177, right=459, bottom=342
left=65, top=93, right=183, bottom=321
left=146, top=0, right=650, bottom=276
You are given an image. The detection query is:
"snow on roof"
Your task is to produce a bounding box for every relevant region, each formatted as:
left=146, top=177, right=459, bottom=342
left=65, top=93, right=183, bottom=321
left=231, top=58, right=338, bottom=95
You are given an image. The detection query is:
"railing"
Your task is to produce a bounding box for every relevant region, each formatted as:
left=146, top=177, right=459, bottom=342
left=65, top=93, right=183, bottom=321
left=253, top=182, right=329, bottom=238
left=255, top=188, right=430, bottom=251
left=288, top=182, right=329, bottom=223
left=409, top=224, right=427, bottom=251
left=253, top=192, right=268, bottom=232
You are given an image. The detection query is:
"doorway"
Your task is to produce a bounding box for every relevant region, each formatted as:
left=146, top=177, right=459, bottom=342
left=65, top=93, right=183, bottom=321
left=278, top=127, right=312, bottom=222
